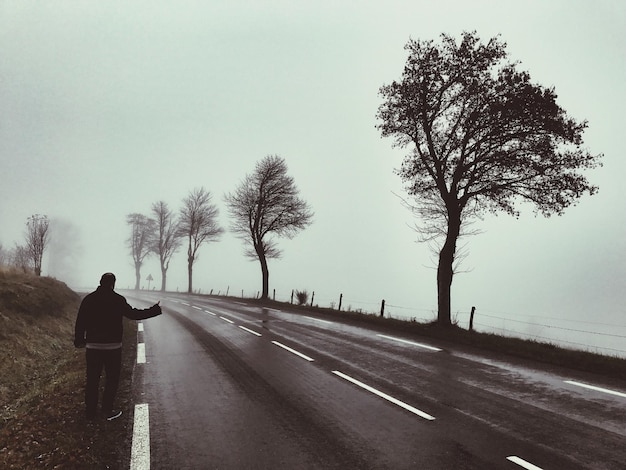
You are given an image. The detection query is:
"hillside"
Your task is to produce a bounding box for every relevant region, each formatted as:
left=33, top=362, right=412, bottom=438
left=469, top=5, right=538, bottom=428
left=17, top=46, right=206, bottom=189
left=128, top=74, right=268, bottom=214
left=0, top=269, right=80, bottom=409
left=0, top=270, right=137, bottom=468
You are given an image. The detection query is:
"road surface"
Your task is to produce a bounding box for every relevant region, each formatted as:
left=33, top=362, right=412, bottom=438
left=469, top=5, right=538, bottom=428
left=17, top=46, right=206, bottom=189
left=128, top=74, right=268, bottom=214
left=127, top=292, right=626, bottom=469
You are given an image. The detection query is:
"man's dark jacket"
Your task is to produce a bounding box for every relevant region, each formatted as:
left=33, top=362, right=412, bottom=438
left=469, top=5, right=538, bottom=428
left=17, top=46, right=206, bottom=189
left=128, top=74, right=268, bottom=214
left=74, top=286, right=161, bottom=347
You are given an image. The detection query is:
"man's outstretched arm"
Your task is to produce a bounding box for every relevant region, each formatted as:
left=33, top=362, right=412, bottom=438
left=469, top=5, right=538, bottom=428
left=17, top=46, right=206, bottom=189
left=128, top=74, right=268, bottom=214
left=123, top=300, right=162, bottom=321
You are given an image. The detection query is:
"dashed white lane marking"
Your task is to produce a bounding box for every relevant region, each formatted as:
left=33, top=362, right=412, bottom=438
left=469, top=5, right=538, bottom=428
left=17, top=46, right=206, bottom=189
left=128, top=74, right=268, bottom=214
left=138, top=323, right=144, bottom=332
left=332, top=370, right=435, bottom=421
left=130, top=403, right=150, bottom=470
left=137, top=343, right=146, bottom=364
left=377, top=334, right=442, bottom=352
left=565, top=380, right=626, bottom=398
left=220, top=316, right=235, bottom=324
left=181, top=302, right=190, bottom=306
left=272, top=341, right=315, bottom=362
left=192, top=305, right=202, bottom=310
left=507, top=456, right=543, bottom=470
left=239, top=325, right=262, bottom=337
left=304, top=316, right=332, bottom=324
left=204, top=309, right=217, bottom=316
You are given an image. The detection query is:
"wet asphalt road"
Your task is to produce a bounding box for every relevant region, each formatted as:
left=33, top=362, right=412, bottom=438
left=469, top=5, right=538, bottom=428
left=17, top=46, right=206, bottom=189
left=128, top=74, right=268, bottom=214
left=127, top=292, right=626, bottom=469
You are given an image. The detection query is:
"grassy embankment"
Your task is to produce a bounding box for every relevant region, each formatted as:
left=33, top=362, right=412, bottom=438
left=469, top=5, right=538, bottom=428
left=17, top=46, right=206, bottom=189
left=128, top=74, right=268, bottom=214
left=0, top=269, right=136, bottom=469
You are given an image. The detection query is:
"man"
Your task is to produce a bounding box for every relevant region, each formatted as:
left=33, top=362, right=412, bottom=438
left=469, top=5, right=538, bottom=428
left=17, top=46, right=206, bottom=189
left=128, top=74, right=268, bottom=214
left=74, top=272, right=162, bottom=421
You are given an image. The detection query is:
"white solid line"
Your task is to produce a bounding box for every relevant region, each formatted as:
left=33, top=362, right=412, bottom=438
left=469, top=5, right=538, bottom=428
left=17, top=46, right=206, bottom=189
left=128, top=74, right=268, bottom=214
left=332, top=370, right=435, bottom=421
left=138, top=323, right=144, bottom=332
left=220, top=316, right=235, bottom=324
left=239, top=325, right=262, bottom=337
left=192, top=305, right=202, bottom=310
left=130, top=403, right=150, bottom=470
left=507, top=456, right=543, bottom=470
left=137, top=343, right=146, bottom=364
left=565, top=380, right=626, bottom=398
left=204, top=309, right=217, bottom=316
left=377, top=334, right=442, bottom=352
left=304, top=316, right=332, bottom=324
left=272, top=341, right=315, bottom=362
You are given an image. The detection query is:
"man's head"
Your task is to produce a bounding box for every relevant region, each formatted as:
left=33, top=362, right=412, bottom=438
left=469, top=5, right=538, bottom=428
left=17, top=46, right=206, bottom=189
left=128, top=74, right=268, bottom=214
left=99, top=272, right=116, bottom=289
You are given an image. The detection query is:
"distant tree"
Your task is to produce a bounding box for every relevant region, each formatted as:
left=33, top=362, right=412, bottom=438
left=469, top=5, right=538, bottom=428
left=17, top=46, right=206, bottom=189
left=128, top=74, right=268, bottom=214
left=0, top=243, right=7, bottom=267
left=126, top=213, right=156, bottom=290
left=25, top=214, right=50, bottom=276
left=224, top=155, right=313, bottom=300
left=377, top=31, right=602, bottom=326
left=11, top=244, right=32, bottom=273
left=151, top=201, right=182, bottom=292
left=178, top=188, right=223, bottom=294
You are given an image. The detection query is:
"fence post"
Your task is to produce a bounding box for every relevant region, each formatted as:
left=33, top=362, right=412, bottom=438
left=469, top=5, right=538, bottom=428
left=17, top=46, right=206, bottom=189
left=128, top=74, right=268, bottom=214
left=226, top=286, right=229, bottom=296
left=469, top=306, right=476, bottom=331
left=338, top=293, right=343, bottom=311
left=311, top=291, right=315, bottom=307
left=380, top=299, right=385, bottom=317
left=241, top=289, right=244, bottom=298
left=273, top=289, right=275, bottom=301
left=291, top=289, right=294, bottom=304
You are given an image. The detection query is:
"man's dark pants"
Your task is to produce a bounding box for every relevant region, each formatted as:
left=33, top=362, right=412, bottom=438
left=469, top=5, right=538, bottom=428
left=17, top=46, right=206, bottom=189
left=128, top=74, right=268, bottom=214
left=85, top=348, right=122, bottom=417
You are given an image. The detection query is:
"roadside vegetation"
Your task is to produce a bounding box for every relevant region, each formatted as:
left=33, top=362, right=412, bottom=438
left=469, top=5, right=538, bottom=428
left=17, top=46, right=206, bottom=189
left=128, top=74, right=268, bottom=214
left=0, top=269, right=136, bottom=469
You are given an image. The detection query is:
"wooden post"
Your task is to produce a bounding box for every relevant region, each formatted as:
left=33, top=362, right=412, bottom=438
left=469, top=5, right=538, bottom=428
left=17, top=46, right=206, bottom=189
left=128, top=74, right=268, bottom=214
left=291, top=289, right=294, bottom=304
left=241, top=289, right=244, bottom=298
left=273, top=289, right=275, bottom=301
left=469, top=306, right=476, bottom=331
left=226, top=286, right=230, bottom=296
left=338, top=293, right=343, bottom=311
left=311, top=291, right=315, bottom=307
left=380, top=299, right=385, bottom=317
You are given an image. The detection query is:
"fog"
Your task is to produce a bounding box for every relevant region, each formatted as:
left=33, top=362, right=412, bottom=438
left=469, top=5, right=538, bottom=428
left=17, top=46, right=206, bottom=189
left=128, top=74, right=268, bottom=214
left=1, top=1, right=625, bottom=357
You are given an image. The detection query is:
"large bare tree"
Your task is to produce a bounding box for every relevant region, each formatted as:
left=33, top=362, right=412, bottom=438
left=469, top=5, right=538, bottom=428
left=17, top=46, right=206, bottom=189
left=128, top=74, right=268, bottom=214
left=178, top=188, right=223, bottom=294
left=151, top=201, right=182, bottom=292
left=25, top=214, right=50, bottom=276
left=377, top=32, right=602, bottom=326
left=126, top=213, right=156, bottom=290
left=224, top=155, right=313, bottom=300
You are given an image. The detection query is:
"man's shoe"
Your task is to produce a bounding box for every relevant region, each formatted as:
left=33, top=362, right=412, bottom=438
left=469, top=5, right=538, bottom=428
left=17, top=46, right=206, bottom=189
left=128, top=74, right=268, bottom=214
left=105, top=410, right=123, bottom=421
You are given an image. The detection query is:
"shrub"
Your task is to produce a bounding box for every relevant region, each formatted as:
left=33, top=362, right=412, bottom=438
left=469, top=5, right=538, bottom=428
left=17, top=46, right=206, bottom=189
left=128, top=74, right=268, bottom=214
left=295, top=290, right=309, bottom=305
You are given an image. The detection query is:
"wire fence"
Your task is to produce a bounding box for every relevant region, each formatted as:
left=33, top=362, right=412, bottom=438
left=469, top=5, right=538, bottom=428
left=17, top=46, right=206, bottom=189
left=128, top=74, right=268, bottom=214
left=164, top=283, right=626, bottom=360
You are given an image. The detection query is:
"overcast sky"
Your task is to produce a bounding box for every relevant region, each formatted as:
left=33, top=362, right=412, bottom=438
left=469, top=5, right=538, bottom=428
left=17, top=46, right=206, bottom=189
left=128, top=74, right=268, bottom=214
left=1, top=1, right=624, bottom=354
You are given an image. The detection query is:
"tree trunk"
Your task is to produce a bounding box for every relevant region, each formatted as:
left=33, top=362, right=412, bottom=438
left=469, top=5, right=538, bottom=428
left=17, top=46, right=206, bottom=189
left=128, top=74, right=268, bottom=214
left=160, top=265, right=167, bottom=292
left=256, top=245, right=269, bottom=300
left=187, top=257, right=193, bottom=294
left=134, top=263, right=141, bottom=290
left=437, top=207, right=461, bottom=326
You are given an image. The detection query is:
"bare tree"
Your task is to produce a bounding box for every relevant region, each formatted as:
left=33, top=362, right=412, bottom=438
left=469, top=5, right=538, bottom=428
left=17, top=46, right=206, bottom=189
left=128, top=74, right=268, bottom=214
left=377, top=32, right=602, bottom=325
left=224, top=155, right=313, bottom=300
left=126, top=213, right=156, bottom=290
left=151, top=201, right=182, bottom=292
left=178, top=188, right=223, bottom=294
left=25, top=214, right=50, bottom=276
left=0, top=243, right=7, bottom=267
left=11, top=244, right=32, bottom=273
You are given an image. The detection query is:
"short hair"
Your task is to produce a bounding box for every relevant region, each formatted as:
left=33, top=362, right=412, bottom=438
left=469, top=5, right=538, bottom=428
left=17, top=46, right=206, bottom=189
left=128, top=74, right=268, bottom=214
left=99, top=272, right=116, bottom=288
